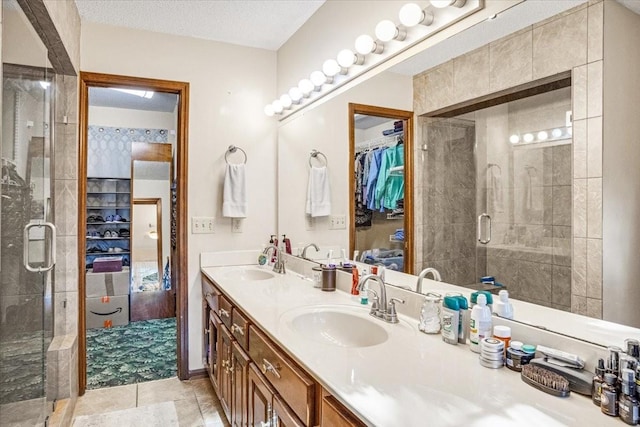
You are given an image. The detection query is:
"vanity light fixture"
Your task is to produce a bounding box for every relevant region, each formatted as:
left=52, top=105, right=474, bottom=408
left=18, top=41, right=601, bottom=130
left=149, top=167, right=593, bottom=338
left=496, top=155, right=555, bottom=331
left=113, top=88, right=155, bottom=98
left=337, top=49, right=365, bottom=68
left=375, top=19, right=407, bottom=42
left=355, top=34, right=384, bottom=55
left=298, top=79, right=314, bottom=97
left=280, top=94, right=293, bottom=109
left=509, top=134, right=520, bottom=144
left=264, top=105, right=275, bottom=116
left=551, top=128, right=563, bottom=138
left=430, top=0, right=466, bottom=8
left=39, top=81, right=50, bottom=89
left=272, top=99, right=284, bottom=114
left=310, top=70, right=328, bottom=88
left=322, top=59, right=344, bottom=77
left=523, top=133, right=534, bottom=143
left=289, top=87, right=303, bottom=103
left=399, top=3, right=435, bottom=27
left=537, top=131, right=548, bottom=141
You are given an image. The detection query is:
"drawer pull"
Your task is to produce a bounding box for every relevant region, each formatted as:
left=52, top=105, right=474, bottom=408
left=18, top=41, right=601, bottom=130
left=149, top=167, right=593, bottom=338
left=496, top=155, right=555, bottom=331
left=204, top=292, right=212, bottom=298
left=219, top=308, right=230, bottom=318
left=262, top=358, right=281, bottom=379
left=231, top=323, right=245, bottom=336
left=204, top=328, right=210, bottom=334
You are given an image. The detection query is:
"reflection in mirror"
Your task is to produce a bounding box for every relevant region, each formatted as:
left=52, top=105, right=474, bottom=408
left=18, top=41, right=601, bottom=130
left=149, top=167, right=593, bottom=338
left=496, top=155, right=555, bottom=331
left=132, top=199, right=162, bottom=292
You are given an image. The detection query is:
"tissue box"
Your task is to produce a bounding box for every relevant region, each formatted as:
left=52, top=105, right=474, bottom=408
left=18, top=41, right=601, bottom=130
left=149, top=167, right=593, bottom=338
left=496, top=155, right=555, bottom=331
left=86, top=295, right=129, bottom=329
left=86, top=268, right=130, bottom=297
left=92, top=256, right=123, bottom=273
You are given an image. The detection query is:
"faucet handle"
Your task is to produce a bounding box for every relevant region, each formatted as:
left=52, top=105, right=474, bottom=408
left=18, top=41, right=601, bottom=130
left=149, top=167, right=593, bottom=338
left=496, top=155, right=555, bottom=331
left=367, top=289, right=381, bottom=316
left=385, top=297, right=405, bottom=324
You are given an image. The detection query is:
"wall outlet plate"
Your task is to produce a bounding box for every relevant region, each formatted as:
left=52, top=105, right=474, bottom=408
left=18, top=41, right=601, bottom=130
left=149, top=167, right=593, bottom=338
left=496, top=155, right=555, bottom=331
left=329, top=214, right=346, bottom=230
left=192, top=216, right=215, bottom=234
left=231, top=218, right=243, bottom=233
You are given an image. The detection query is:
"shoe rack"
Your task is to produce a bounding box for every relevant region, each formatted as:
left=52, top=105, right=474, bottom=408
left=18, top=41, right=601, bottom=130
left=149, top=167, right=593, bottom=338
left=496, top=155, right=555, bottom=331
left=85, top=177, right=132, bottom=269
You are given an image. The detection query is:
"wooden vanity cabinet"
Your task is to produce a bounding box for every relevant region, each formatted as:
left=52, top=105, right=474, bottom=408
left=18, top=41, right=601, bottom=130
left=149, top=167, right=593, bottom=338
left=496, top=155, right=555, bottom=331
left=248, top=364, right=305, bottom=427
left=320, top=392, right=367, bottom=427
left=231, top=341, right=250, bottom=427
left=217, top=317, right=233, bottom=420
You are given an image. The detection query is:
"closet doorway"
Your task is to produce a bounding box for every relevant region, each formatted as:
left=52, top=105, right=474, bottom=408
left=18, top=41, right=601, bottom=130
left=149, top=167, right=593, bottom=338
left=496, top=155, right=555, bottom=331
left=349, top=103, right=414, bottom=274
left=78, top=73, right=189, bottom=394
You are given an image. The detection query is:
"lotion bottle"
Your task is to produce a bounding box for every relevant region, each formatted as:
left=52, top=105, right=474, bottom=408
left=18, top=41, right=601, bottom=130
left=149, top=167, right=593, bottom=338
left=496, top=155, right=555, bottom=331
left=469, top=293, right=492, bottom=353
left=494, top=289, right=514, bottom=319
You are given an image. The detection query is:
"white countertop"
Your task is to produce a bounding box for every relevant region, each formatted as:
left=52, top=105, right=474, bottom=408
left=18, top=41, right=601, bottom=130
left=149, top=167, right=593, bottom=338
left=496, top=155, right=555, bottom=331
left=202, top=265, right=617, bottom=427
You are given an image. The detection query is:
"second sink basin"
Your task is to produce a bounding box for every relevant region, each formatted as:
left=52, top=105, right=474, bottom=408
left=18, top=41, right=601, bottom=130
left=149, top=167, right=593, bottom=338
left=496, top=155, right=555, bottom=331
left=222, top=268, right=275, bottom=282
left=284, top=305, right=389, bottom=348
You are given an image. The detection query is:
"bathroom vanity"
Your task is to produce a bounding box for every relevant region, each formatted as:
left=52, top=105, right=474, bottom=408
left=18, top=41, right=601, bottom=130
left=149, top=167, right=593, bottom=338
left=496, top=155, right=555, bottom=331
left=201, top=254, right=619, bottom=427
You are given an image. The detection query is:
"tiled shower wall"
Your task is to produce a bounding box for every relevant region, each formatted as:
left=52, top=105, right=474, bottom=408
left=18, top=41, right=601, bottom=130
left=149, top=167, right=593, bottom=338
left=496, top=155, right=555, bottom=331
left=413, top=2, right=604, bottom=318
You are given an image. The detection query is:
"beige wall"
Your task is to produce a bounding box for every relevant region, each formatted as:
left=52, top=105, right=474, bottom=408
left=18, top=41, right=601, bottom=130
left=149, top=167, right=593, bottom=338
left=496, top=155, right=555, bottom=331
left=43, top=0, right=81, bottom=72
left=413, top=2, right=605, bottom=318
left=81, top=22, right=278, bottom=370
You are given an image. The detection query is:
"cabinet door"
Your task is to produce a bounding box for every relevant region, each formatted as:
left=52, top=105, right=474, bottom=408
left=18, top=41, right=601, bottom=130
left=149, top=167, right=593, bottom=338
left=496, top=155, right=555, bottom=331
left=217, top=320, right=233, bottom=420
left=320, top=395, right=366, bottom=427
left=204, top=299, right=211, bottom=372
left=209, top=312, right=221, bottom=393
left=273, top=395, right=305, bottom=427
left=248, top=363, right=276, bottom=427
left=231, top=341, right=250, bottom=427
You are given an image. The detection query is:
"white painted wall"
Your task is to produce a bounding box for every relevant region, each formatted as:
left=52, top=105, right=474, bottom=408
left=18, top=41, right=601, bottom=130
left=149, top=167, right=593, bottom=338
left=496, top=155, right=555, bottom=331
left=81, top=22, right=278, bottom=371
left=133, top=179, right=171, bottom=267
left=89, top=106, right=176, bottom=135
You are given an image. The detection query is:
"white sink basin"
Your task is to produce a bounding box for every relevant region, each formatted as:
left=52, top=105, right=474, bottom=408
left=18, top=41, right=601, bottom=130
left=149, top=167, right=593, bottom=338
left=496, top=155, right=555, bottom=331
left=222, top=268, right=275, bottom=281
left=283, top=305, right=389, bottom=348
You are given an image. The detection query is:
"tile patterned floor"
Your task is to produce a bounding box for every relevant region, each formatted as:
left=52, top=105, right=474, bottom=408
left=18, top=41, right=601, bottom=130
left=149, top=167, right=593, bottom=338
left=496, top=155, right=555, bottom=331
left=71, top=377, right=230, bottom=427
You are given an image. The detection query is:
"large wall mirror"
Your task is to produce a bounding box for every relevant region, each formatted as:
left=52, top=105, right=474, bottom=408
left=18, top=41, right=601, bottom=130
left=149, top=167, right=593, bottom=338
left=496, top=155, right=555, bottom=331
left=277, top=1, right=640, bottom=347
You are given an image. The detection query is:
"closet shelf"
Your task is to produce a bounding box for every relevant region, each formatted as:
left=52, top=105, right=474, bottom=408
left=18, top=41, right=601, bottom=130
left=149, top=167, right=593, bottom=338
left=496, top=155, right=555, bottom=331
left=386, top=213, right=404, bottom=220
left=389, top=235, right=404, bottom=243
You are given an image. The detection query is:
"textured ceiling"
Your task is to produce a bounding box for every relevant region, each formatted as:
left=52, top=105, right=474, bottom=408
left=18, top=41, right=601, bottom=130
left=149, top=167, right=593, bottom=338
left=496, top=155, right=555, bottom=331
left=74, top=0, right=325, bottom=50
left=89, top=87, right=178, bottom=112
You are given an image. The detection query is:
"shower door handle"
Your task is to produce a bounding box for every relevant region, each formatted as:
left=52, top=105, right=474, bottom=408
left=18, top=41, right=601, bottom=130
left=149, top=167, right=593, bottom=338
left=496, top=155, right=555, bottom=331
left=477, top=213, right=491, bottom=244
left=23, top=220, right=57, bottom=273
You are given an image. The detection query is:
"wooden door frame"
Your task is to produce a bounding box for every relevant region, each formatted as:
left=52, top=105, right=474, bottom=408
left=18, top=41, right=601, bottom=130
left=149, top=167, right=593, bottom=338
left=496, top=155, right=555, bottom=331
left=348, top=103, right=414, bottom=275
left=78, top=72, right=189, bottom=394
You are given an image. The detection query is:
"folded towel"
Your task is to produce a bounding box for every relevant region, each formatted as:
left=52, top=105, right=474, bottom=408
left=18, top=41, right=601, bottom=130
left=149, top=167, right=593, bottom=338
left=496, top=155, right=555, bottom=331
left=222, top=163, right=247, bottom=218
left=306, top=166, right=331, bottom=217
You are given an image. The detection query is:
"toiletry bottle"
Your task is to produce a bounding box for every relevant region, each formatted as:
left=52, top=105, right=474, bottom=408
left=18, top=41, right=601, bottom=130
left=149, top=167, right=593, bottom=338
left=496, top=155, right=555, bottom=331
left=620, top=368, right=640, bottom=425
left=494, top=289, right=514, bottom=319
left=269, top=235, right=279, bottom=264
left=455, top=296, right=469, bottom=344
left=419, top=293, right=441, bottom=334
left=351, top=267, right=360, bottom=302
left=469, top=294, right=492, bottom=353
left=593, top=358, right=606, bottom=407
left=282, top=234, right=292, bottom=255
left=441, top=296, right=460, bottom=345
left=601, top=373, right=620, bottom=417
left=493, top=325, right=511, bottom=357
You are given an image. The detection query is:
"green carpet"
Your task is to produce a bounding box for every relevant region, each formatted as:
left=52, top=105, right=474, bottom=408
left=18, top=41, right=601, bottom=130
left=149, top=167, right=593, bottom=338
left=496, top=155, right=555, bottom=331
left=86, top=317, right=176, bottom=390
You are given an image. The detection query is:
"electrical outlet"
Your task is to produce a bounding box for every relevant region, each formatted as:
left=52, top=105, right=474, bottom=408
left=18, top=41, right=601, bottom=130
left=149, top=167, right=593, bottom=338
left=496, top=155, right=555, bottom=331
left=305, top=215, right=315, bottom=231
left=231, top=218, right=243, bottom=233
left=192, top=216, right=215, bottom=234
left=329, top=214, right=346, bottom=230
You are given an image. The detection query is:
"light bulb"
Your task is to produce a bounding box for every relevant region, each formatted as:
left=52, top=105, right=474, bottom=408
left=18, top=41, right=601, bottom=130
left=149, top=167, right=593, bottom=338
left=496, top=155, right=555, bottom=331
left=523, top=133, right=534, bottom=143
left=537, top=131, right=548, bottom=141
left=298, top=79, right=314, bottom=96
left=337, top=49, right=362, bottom=68
left=399, top=3, right=433, bottom=27
left=272, top=100, right=284, bottom=114
left=39, top=81, right=51, bottom=89
left=509, top=134, right=520, bottom=144
left=264, top=104, right=275, bottom=117
left=355, top=34, right=383, bottom=54
left=279, top=94, right=292, bottom=109
left=322, top=59, right=342, bottom=77
left=289, top=87, right=303, bottom=103
left=551, top=128, right=562, bottom=138
left=310, top=71, right=327, bottom=87
left=375, top=20, right=399, bottom=42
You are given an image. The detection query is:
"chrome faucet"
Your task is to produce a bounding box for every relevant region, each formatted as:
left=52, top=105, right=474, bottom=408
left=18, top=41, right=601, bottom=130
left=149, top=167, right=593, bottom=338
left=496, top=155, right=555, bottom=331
left=357, top=274, right=404, bottom=323
left=263, top=245, right=286, bottom=274
left=415, top=267, right=442, bottom=294
left=300, top=243, right=319, bottom=260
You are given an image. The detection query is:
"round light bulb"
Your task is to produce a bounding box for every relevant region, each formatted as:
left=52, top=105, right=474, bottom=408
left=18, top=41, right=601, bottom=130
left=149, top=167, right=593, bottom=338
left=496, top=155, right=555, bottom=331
left=322, top=59, right=341, bottom=77
left=551, top=128, right=562, bottom=138
left=310, top=70, right=327, bottom=87
left=272, top=100, right=283, bottom=114
left=375, top=20, right=398, bottom=42
left=509, top=134, right=520, bottom=144
left=537, top=131, right=548, bottom=141
left=523, top=133, right=534, bottom=143
left=289, top=87, right=302, bottom=102
left=264, top=104, right=275, bottom=117
left=337, top=49, right=357, bottom=68
left=430, top=0, right=454, bottom=8
left=279, top=94, right=292, bottom=109
left=399, top=3, right=424, bottom=27
left=298, top=79, right=314, bottom=96
left=355, top=34, right=375, bottom=54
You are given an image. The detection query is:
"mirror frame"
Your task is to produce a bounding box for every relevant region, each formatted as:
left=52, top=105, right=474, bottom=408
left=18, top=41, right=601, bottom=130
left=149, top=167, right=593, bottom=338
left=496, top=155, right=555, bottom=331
left=349, top=103, right=414, bottom=274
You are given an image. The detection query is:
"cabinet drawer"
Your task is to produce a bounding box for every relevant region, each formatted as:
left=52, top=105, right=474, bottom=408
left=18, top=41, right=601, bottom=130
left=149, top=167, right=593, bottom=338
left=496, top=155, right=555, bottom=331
left=248, top=326, right=315, bottom=426
left=321, top=394, right=366, bottom=427
left=231, top=307, right=250, bottom=351
left=218, top=294, right=233, bottom=329
left=202, top=276, right=218, bottom=310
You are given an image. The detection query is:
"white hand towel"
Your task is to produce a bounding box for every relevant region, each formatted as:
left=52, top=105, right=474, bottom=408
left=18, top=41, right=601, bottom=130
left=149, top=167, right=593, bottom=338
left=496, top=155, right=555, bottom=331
left=222, top=163, right=247, bottom=218
left=306, top=166, right=331, bottom=217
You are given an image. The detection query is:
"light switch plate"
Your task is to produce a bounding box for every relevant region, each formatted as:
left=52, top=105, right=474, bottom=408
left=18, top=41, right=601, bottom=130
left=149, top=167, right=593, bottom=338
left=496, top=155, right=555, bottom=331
left=192, top=216, right=215, bottom=234
left=329, top=214, right=346, bottom=230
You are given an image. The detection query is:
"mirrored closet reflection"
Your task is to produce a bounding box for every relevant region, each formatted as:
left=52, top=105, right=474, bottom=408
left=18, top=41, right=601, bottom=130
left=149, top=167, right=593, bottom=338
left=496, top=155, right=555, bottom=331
left=84, top=87, right=178, bottom=389
left=419, top=85, right=572, bottom=311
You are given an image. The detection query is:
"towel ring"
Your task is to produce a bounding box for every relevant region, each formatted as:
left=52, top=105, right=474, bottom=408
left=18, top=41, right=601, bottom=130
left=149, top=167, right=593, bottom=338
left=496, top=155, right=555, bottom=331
left=225, top=145, right=247, bottom=165
left=309, top=149, right=328, bottom=167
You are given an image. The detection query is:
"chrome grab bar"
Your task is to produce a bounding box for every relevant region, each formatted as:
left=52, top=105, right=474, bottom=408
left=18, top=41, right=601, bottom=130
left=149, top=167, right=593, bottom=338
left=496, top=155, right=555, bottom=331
left=477, top=213, right=491, bottom=244
left=23, top=220, right=57, bottom=273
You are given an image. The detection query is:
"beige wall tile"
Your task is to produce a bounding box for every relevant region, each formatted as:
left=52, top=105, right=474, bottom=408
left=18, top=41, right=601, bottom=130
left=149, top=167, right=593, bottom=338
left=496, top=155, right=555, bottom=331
left=587, top=116, right=602, bottom=177
left=571, top=295, right=587, bottom=315
left=453, top=46, right=490, bottom=104
left=588, top=2, right=604, bottom=62
left=572, top=65, right=587, bottom=121
left=54, top=124, right=78, bottom=180
left=64, top=291, right=78, bottom=335
left=413, top=74, right=427, bottom=115
left=54, top=235, right=77, bottom=292
left=586, top=238, right=602, bottom=298
left=533, top=9, right=587, bottom=79
left=587, top=177, right=602, bottom=238
left=421, top=62, right=454, bottom=113
left=573, top=119, right=587, bottom=179
left=54, top=179, right=78, bottom=236
left=587, top=60, right=603, bottom=117
left=55, top=74, right=78, bottom=124
left=587, top=297, right=603, bottom=319
left=489, top=29, right=533, bottom=92
left=573, top=178, right=587, bottom=237
left=572, top=237, right=587, bottom=296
